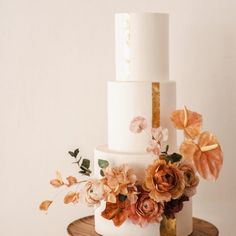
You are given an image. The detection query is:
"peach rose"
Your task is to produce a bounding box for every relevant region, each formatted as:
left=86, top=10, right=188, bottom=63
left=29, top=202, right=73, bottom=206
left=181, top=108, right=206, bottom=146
left=178, top=161, right=199, bottom=197
left=129, top=189, right=164, bottom=227
left=143, top=160, right=185, bottom=202
left=84, top=179, right=104, bottom=207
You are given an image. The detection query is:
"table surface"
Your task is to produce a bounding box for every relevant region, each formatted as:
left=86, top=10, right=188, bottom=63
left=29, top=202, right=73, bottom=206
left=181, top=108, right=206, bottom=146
left=67, top=215, right=219, bottom=236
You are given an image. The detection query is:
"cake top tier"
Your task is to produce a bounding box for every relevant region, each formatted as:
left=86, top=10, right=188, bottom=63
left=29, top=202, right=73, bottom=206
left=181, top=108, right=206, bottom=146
left=115, top=13, right=169, bottom=82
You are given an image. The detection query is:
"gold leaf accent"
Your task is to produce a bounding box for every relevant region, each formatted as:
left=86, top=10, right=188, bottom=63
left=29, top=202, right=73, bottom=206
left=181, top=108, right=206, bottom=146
left=152, top=82, right=160, bottom=128
left=160, top=216, right=176, bottom=236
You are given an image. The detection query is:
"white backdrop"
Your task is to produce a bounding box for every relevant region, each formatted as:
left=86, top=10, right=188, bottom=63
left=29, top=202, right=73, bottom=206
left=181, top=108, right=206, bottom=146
left=0, top=0, right=235, bottom=235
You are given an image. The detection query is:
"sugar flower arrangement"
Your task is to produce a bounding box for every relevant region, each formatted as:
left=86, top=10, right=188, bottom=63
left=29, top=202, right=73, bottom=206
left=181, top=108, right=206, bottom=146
left=40, top=107, right=223, bottom=227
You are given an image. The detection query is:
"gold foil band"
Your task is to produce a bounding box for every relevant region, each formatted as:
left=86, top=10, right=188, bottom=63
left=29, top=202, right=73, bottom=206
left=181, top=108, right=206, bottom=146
left=152, top=82, right=160, bottom=128
left=160, top=216, right=177, bottom=236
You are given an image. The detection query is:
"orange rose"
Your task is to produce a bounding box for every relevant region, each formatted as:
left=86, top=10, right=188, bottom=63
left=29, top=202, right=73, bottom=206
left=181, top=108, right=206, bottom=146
left=143, top=160, right=185, bottom=202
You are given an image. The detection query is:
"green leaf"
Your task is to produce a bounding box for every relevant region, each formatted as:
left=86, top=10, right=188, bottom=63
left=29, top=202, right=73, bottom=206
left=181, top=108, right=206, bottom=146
left=68, top=151, right=75, bottom=157
left=168, top=153, right=182, bottom=163
left=74, top=148, right=80, bottom=157
left=81, top=159, right=90, bottom=169
left=118, top=194, right=127, bottom=202
left=79, top=170, right=91, bottom=176
left=80, top=166, right=92, bottom=173
left=83, top=172, right=91, bottom=176
left=100, top=169, right=104, bottom=177
left=98, top=159, right=109, bottom=169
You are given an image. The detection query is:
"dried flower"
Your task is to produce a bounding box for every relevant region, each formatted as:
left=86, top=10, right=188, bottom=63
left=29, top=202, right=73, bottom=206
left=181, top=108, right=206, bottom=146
left=129, top=187, right=164, bottom=227
left=39, top=200, right=53, bottom=211
left=130, top=116, right=147, bottom=133
left=178, top=161, right=199, bottom=197
left=151, top=127, right=168, bottom=143
left=50, top=171, right=64, bottom=187
left=64, top=192, right=80, bottom=204
left=84, top=179, right=105, bottom=207
left=146, top=140, right=161, bottom=156
left=164, top=195, right=189, bottom=219
left=194, top=132, right=223, bottom=181
left=180, top=139, right=197, bottom=159
left=171, top=107, right=202, bottom=139
left=143, top=160, right=185, bottom=202
left=180, top=132, right=223, bottom=181
left=101, top=195, right=131, bottom=227
left=103, top=164, right=137, bottom=197
left=66, top=176, right=78, bottom=187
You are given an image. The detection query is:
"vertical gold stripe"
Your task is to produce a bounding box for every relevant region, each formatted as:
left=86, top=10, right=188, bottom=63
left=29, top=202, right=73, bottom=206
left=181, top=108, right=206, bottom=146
left=160, top=216, right=176, bottom=236
left=152, top=82, right=160, bottom=128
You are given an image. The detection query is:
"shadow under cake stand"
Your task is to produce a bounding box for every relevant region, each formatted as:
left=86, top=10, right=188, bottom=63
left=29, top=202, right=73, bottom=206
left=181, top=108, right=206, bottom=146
left=67, top=215, right=219, bottom=236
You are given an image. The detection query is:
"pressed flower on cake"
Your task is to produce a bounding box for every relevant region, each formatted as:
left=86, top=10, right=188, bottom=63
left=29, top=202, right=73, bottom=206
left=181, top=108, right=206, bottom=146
left=130, top=116, right=147, bottom=133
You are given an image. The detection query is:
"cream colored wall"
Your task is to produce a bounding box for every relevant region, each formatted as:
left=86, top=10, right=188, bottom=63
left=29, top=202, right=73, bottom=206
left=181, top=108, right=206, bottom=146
left=0, top=0, right=235, bottom=235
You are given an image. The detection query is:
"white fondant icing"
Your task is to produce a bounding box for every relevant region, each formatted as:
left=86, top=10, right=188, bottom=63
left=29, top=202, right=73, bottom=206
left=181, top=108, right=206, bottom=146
left=95, top=202, right=160, bottom=236
left=107, top=80, right=176, bottom=153
left=115, top=13, right=169, bottom=81
left=176, top=198, right=193, bottom=236
left=94, top=145, right=154, bottom=180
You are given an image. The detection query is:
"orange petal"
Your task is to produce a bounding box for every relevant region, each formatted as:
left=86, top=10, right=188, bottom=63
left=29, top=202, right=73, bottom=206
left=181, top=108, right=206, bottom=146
left=50, top=179, right=64, bottom=187
left=101, top=202, right=119, bottom=220
left=170, top=110, right=185, bottom=129
left=180, top=140, right=197, bottom=159
left=193, top=132, right=223, bottom=181
left=171, top=108, right=202, bottom=139
left=64, top=192, right=79, bottom=204
left=66, top=176, right=78, bottom=187
left=113, top=209, right=129, bottom=227
left=198, top=131, right=218, bottom=148
left=39, top=200, right=53, bottom=211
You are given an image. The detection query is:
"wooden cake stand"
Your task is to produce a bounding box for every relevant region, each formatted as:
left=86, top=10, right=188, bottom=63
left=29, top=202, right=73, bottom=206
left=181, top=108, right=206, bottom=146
left=67, top=215, right=219, bottom=236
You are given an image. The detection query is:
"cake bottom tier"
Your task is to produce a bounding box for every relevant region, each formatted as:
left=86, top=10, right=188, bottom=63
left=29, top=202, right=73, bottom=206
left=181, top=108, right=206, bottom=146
left=94, top=146, right=193, bottom=236
left=95, top=200, right=192, bottom=236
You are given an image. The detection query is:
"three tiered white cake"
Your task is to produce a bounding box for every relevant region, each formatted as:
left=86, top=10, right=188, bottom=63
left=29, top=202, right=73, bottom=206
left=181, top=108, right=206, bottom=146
left=94, top=13, right=193, bottom=236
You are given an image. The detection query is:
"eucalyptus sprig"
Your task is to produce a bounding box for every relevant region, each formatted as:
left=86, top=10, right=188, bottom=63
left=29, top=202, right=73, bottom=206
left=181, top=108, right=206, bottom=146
left=68, top=148, right=92, bottom=176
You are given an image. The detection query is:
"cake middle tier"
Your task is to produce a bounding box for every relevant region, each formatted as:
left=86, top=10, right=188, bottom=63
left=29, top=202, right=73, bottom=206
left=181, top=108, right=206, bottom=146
left=108, top=80, right=176, bottom=153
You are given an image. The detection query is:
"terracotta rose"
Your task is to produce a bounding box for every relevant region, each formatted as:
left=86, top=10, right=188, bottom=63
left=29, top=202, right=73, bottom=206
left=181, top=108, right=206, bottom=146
left=129, top=188, right=164, bottom=227
left=143, top=160, right=185, bottom=202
